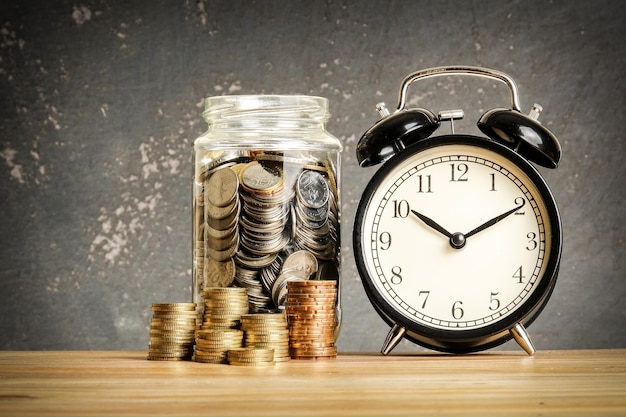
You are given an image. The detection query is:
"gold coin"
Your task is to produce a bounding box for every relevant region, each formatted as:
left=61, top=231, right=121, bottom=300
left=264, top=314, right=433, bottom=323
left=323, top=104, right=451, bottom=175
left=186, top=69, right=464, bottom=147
left=240, top=313, right=287, bottom=322
left=151, top=303, right=196, bottom=311
left=240, top=161, right=284, bottom=194
left=197, top=328, right=243, bottom=337
left=227, top=348, right=275, bottom=360
left=204, top=258, right=235, bottom=286
left=150, top=312, right=198, bottom=319
left=147, top=355, right=187, bottom=361
left=228, top=360, right=275, bottom=367
left=192, top=354, right=227, bottom=364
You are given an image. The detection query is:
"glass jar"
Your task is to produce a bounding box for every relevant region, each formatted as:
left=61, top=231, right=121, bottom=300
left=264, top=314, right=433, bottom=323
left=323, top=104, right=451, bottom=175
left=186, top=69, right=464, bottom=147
left=193, top=95, right=342, bottom=335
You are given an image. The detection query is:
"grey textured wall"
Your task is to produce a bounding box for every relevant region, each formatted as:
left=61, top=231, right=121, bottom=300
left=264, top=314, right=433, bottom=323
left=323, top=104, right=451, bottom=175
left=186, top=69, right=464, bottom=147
left=0, top=0, right=624, bottom=353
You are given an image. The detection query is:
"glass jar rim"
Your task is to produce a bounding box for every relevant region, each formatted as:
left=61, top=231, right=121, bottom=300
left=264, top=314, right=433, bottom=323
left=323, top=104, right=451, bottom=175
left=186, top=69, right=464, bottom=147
left=202, top=95, right=330, bottom=122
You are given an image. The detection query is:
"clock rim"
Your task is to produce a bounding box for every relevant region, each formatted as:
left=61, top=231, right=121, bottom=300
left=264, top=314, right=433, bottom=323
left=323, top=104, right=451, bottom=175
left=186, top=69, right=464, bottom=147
left=353, top=134, right=563, bottom=352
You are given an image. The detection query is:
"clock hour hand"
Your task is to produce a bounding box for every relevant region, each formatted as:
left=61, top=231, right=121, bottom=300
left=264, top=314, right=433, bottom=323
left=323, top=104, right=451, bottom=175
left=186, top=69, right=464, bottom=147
left=410, top=209, right=453, bottom=238
left=464, top=200, right=525, bottom=239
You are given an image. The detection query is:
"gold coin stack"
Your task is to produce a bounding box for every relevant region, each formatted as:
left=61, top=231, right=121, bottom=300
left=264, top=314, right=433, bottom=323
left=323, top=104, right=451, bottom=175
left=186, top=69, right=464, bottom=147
left=200, top=287, right=249, bottom=330
left=227, top=347, right=275, bottom=367
left=285, top=280, right=338, bottom=359
left=240, top=313, right=290, bottom=363
left=147, top=303, right=197, bottom=361
left=193, top=329, right=244, bottom=364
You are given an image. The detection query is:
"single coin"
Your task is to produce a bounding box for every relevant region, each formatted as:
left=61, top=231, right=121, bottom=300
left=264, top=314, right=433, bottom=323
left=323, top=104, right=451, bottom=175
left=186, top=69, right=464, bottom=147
left=228, top=360, right=275, bottom=367
left=203, top=257, right=235, bottom=287
left=281, top=250, right=318, bottom=279
left=297, top=170, right=329, bottom=209
left=240, top=161, right=283, bottom=193
left=206, top=167, right=239, bottom=207
left=151, top=303, right=197, bottom=311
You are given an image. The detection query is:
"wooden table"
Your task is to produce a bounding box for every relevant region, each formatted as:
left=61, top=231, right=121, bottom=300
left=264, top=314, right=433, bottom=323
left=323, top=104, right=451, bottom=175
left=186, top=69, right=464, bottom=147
left=0, top=350, right=624, bottom=416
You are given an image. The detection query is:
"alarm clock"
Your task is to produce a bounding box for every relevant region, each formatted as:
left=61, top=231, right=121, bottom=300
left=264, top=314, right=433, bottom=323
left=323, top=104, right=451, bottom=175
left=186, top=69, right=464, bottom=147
left=353, top=66, right=562, bottom=356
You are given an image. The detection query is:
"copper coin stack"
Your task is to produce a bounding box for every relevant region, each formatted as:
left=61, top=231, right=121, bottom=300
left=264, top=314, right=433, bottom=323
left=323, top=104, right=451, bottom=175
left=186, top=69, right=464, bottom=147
left=147, top=303, right=197, bottom=361
left=285, top=280, right=338, bottom=359
left=240, top=313, right=290, bottom=362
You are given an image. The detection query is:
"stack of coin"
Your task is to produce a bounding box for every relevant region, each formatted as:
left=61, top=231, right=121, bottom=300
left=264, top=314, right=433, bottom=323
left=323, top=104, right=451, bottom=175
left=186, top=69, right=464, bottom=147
left=193, top=329, right=244, bottom=364
left=200, top=287, right=249, bottom=330
left=233, top=263, right=270, bottom=313
left=194, top=151, right=249, bottom=296
left=204, top=167, right=240, bottom=275
left=235, top=161, right=294, bottom=310
left=227, top=347, right=275, bottom=367
left=238, top=161, right=293, bottom=257
left=240, top=313, right=290, bottom=362
left=285, top=280, right=338, bottom=359
left=293, top=169, right=339, bottom=261
left=147, top=303, right=197, bottom=361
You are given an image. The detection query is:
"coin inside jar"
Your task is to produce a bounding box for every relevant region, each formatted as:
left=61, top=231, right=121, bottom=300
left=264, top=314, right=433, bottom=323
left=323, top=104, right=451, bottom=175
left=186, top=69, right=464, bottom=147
left=240, top=161, right=284, bottom=194
left=194, top=149, right=340, bottom=312
left=296, top=170, right=329, bottom=209
left=281, top=250, right=318, bottom=279
left=206, top=167, right=239, bottom=207
left=203, top=257, right=236, bottom=287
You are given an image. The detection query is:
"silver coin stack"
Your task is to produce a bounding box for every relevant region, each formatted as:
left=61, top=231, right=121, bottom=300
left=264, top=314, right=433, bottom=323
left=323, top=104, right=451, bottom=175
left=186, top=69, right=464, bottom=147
left=194, top=151, right=340, bottom=314
left=293, top=170, right=339, bottom=261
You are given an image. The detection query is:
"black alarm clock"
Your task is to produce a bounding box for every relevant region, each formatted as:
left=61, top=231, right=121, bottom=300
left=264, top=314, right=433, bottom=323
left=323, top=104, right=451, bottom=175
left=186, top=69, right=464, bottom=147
left=353, top=66, right=562, bottom=355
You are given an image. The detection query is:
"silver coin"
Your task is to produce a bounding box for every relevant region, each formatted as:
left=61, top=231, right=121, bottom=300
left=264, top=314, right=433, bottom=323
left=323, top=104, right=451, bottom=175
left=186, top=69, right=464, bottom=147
left=281, top=250, right=318, bottom=280
left=271, top=273, right=306, bottom=307
left=296, top=170, right=329, bottom=209
left=295, top=203, right=329, bottom=228
left=235, top=251, right=279, bottom=269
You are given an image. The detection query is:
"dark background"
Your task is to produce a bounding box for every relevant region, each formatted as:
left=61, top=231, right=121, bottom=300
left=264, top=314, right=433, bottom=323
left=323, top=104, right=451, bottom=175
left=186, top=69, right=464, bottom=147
left=1, top=0, right=624, bottom=353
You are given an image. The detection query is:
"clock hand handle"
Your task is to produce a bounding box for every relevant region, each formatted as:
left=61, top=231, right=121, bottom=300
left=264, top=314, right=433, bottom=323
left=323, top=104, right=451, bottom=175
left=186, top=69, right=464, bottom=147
left=411, top=209, right=453, bottom=238
left=464, top=202, right=524, bottom=239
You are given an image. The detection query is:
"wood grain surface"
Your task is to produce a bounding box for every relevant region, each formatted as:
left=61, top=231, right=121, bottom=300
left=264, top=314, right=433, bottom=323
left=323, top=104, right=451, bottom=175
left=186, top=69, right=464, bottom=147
left=0, top=350, right=625, bottom=416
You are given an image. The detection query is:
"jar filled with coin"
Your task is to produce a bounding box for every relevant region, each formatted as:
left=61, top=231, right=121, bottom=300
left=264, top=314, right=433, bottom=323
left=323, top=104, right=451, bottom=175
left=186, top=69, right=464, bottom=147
left=193, top=95, right=342, bottom=338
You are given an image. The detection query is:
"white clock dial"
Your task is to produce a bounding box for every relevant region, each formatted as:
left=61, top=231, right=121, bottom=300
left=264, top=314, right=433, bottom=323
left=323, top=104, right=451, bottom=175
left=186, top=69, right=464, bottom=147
left=359, top=143, right=553, bottom=332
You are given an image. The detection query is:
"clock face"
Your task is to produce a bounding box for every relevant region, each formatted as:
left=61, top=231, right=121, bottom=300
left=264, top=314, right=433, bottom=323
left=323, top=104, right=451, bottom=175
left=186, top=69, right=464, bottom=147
left=354, top=136, right=561, bottom=340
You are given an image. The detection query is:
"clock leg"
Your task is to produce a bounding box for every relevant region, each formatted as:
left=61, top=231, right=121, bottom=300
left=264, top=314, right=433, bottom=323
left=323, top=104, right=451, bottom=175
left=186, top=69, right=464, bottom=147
left=510, top=323, right=536, bottom=356
left=381, top=323, right=406, bottom=355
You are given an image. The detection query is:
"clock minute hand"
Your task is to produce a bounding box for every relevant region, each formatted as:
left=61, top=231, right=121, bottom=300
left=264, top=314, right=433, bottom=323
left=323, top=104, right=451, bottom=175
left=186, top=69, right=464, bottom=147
left=410, top=209, right=453, bottom=238
left=464, top=202, right=524, bottom=239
